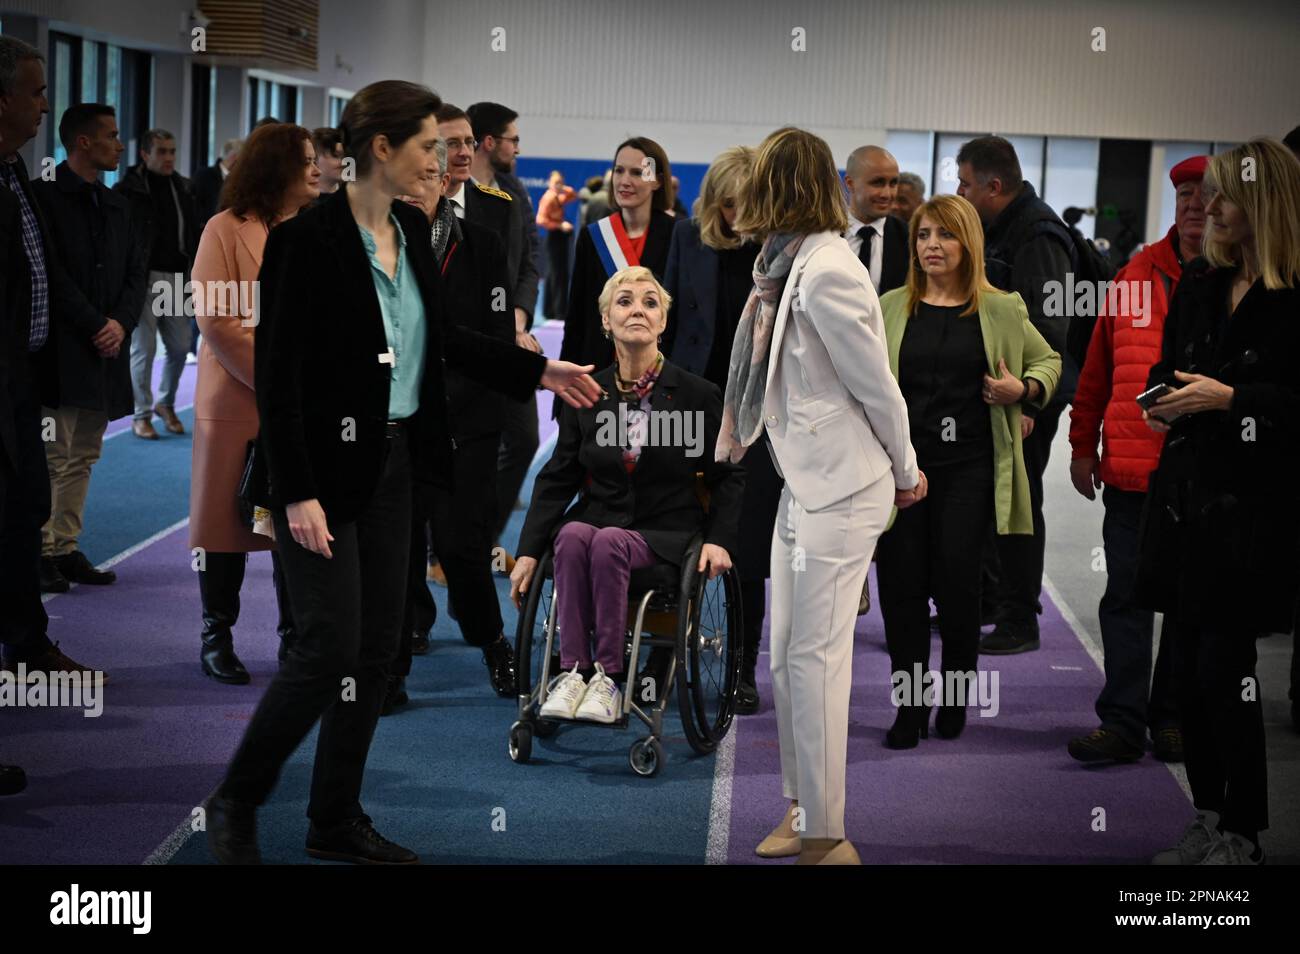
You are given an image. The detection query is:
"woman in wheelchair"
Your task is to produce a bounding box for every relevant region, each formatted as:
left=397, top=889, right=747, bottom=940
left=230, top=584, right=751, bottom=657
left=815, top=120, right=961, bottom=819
left=510, top=266, right=745, bottom=723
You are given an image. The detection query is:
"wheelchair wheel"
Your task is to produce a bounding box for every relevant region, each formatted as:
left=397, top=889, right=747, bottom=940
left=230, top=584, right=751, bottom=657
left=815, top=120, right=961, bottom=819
left=509, top=721, right=533, bottom=763
left=628, top=737, right=663, bottom=778
left=513, top=551, right=556, bottom=715
left=676, top=563, right=743, bottom=755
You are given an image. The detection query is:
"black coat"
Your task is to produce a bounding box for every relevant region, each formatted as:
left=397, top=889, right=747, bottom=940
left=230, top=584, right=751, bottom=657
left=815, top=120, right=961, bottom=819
left=192, top=161, right=225, bottom=227
left=1, top=154, right=60, bottom=411
left=1138, top=258, right=1300, bottom=633
left=441, top=213, right=514, bottom=439
left=557, top=209, right=675, bottom=384
left=0, top=186, right=23, bottom=473
left=877, top=214, right=909, bottom=295
left=254, top=188, right=547, bottom=525
left=495, top=171, right=541, bottom=320
left=30, top=162, right=148, bottom=418
left=463, top=180, right=539, bottom=322
left=113, top=164, right=202, bottom=273
left=518, top=360, right=744, bottom=565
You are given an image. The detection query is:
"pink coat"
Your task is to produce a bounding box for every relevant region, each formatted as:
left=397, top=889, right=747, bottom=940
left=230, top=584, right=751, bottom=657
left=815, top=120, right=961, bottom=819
left=188, top=210, right=276, bottom=552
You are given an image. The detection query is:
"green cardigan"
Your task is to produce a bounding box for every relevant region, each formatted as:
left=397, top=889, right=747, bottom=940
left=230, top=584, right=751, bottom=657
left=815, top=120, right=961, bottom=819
left=880, top=287, right=1061, bottom=535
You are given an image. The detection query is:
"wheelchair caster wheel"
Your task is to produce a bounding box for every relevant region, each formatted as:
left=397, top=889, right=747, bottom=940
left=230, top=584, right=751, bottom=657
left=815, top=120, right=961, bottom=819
left=628, top=737, right=663, bottom=778
left=509, top=721, right=533, bottom=763
left=534, top=718, right=559, bottom=739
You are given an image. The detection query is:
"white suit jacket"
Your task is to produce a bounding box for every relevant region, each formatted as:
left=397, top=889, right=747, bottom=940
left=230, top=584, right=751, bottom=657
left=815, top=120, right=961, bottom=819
left=762, top=230, right=918, bottom=512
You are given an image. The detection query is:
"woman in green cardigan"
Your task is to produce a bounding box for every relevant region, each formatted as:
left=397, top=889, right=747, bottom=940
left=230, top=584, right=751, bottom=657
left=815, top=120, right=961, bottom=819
left=876, top=194, right=1061, bottom=748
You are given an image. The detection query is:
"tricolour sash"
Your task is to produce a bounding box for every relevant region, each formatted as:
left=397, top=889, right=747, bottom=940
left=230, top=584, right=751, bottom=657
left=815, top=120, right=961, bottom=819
left=589, top=214, right=640, bottom=278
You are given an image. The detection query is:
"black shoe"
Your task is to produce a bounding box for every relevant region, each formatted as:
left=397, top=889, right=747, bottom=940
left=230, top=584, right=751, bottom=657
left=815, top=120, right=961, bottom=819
left=934, top=704, right=967, bottom=739
left=410, top=631, right=430, bottom=656
left=884, top=707, right=930, bottom=749
left=634, top=647, right=673, bottom=706
left=53, top=551, right=116, bottom=585
left=736, top=675, right=760, bottom=715
left=201, top=635, right=250, bottom=685
left=0, top=764, right=27, bottom=796
left=482, top=636, right=517, bottom=697
left=1151, top=726, right=1185, bottom=763
left=39, top=558, right=69, bottom=594
left=980, top=623, right=1040, bottom=655
left=857, top=577, right=871, bottom=616
left=1067, top=727, right=1143, bottom=763
left=205, top=794, right=261, bottom=864
left=380, top=675, right=409, bottom=716
left=306, top=817, right=419, bottom=865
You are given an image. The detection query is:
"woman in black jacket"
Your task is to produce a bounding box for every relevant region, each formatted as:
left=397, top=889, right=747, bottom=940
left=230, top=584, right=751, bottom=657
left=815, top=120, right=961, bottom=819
left=511, top=266, right=744, bottom=723
left=1142, top=138, right=1300, bottom=866
left=556, top=137, right=676, bottom=391
left=663, top=145, right=778, bottom=714
left=202, top=81, right=599, bottom=866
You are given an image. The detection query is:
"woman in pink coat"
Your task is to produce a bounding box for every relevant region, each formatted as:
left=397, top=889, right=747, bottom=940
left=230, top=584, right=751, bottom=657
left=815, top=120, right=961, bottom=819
left=189, top=123, right=321, bottom=683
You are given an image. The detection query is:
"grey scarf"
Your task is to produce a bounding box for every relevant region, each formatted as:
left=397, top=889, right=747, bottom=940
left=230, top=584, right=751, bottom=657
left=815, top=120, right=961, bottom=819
left=430, top=196, right=462, bottom=265
left=715, top=232, right=805, bottom=463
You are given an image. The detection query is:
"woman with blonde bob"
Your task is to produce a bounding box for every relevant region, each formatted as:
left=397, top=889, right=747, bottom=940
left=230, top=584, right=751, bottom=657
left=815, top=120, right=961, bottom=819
left=512, top=266, right=744, bottom=724
left=875, top=194, right=1060, bottom=749
left=721, top=127, right=923, bottom=865
left=663, top=145, right=779, bottom=714
left=1140, top=138, right=1300, bottom=866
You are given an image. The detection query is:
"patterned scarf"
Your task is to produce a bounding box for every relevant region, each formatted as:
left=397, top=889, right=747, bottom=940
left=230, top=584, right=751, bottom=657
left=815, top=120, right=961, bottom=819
left=618, top=352, right=663, bottom=473
left=430, top=196, right=462, bottom=265
left=715, top=233, right=805, bottom=463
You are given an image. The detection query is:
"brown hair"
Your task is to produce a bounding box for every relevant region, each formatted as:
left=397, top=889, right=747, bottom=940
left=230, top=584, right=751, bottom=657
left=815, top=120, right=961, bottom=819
left=311, top=126, right=343, bottom=157
left=613, top=136, right=674, bottom=213
left=340, top=81, right=443, bottom=178
left=220, top=123, right=313, bottom=226
left=902, top=194, right=997, bottom=317
left=733, top=127, right=847, bottom=238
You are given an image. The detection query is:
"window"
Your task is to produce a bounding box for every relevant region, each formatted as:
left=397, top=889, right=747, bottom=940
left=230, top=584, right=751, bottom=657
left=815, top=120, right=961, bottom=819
left=328, top=93, right=350, bottom=127
left=248, top=77, right=302, bottom=131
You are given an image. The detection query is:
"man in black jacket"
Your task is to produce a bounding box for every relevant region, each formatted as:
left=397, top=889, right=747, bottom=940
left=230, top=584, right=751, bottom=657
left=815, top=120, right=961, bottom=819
left=843, top=145, right=909, bottom=296
left=957, top=135, right=1077, bottom=654
left=0, top=35, right=103, bottom=687
left=31, top=104, right=148, bottom=593
left=192, top=137, right=241, bottom=227
left=114, top=128, right=200, bottom=439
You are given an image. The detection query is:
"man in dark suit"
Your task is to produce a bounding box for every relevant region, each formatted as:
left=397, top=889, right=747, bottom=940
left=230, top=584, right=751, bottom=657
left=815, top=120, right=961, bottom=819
left=31, top=104, right=148, bottom=593
left=0, top=36, right=103, bottom=685
left=192, top=137, right=241, bottom=226
left=843, top=145, right=909, bottom=297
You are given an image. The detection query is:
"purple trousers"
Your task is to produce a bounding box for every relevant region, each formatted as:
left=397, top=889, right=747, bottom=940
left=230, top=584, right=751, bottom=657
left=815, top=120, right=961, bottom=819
left=553, top=522, right=657, bottom=675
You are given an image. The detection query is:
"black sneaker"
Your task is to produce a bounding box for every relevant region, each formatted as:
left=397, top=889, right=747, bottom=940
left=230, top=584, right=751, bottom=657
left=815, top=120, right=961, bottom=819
left=410, top=631, right=430, bottom=656
left=980, top=622, right=1040, bottom=655
left=380, top=675, right=408, bottom=716
left=205, top=794, right=261, bottom=864
left=1068, top=727, right=1143, bottom=763
left=736, top=677, right=760, bottom=715
left=482, top=636, right=517, bottom=697
left=54, top=551, right=116, bottom=585
left=306, top=817, right=419, bottom=865
left=39, top=558, right=69, bottom=594
left=1152, top=726, right=1185, bottom=762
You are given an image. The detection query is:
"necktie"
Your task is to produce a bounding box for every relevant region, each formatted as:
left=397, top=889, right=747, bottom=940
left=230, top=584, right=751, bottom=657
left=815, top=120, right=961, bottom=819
left=856, top=225, right=875, bottom=281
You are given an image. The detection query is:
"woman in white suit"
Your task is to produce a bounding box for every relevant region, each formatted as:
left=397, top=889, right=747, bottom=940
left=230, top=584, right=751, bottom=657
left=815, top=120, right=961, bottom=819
left=717, top=127, right=926, bottom=865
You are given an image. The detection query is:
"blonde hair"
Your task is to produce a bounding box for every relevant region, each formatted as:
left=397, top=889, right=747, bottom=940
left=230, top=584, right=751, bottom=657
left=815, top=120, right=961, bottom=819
left=1202, top=138, right=1300, bottom=289
left=597, top=266, right=673, bottom=318
left=733, top=127, right=848, bottom=239
left=695, top=145, right=755, bottom=251
left=903, top=194, right=997, bottom=318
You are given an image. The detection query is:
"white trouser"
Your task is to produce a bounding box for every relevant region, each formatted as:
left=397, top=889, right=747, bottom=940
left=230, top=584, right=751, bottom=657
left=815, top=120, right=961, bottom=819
left=768, top=472, right=894, bottom=840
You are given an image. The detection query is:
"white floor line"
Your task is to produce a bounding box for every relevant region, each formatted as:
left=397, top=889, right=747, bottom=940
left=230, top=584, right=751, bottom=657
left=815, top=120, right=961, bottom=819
left=143, top=816, right=199, bottom=865
left=1041, top=573, right=1192, bottom=804
left=41, top=517, right=190, bottom=605
left=705, top=724, right=737, bottom=864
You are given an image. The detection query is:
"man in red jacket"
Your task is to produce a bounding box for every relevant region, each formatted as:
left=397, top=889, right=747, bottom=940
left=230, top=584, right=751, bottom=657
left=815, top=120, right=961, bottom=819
left=1066, top=155, right=1207, bottom=764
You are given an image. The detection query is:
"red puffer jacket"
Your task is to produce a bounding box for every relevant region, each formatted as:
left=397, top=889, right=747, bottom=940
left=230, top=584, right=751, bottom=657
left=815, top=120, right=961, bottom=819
left=1068, top=227, right=1183, bottom=493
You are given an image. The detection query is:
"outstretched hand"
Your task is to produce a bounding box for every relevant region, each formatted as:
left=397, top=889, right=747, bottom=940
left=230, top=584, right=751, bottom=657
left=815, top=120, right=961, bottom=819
left=540, top=360, right=602, bottom=408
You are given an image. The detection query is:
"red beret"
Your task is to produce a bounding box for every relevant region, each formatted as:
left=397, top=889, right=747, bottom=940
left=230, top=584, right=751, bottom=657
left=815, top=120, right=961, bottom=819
left=1170, top=155, right=1208, bottom=187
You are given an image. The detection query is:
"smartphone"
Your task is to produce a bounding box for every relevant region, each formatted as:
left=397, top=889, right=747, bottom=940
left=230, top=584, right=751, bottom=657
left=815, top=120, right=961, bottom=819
left=1135, top=382, right=1176, bottom=411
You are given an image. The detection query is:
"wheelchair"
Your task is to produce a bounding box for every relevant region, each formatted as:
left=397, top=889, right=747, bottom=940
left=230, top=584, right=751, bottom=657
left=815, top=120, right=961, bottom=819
left=508, top=530, right=743, bottom=777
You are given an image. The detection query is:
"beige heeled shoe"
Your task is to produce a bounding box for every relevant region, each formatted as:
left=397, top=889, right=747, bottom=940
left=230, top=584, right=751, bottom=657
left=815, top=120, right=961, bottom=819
left=755, top=801, right=802, bottom=858
left=795, top=838, right=862, bottom=865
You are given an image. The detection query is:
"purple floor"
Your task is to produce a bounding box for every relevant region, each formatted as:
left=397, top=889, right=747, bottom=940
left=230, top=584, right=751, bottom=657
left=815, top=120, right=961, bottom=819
left=724, top=569, right=1193, bottom=863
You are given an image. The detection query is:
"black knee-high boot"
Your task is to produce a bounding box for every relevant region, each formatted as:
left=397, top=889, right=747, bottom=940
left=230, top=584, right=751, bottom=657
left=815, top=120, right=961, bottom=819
left=737, top=578, right=766, bottom=715
left=199, top=552, right=250, bottom=684
left=271, top=551, right=297, bottom=664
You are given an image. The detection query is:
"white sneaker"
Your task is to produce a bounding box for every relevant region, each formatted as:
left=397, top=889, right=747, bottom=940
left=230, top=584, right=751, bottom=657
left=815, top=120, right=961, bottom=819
left=1152, top=811, right=1221, bottom=864
left=185, top=351, right=199, bottom=364
left=1198, top=831, right=1263, bottom=865
left=575, top=664, right=621, bottom=723
left=539, top=666, right=586, bottom=719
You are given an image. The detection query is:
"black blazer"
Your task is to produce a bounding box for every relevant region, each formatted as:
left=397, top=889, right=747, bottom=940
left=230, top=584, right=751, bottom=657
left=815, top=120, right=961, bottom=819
left=113, top=164, right=202, bottom=273
left=463, top=180, right=539, bottom=323
left=192, top=161, right=224, bottom=226
left=557, top=209, right=675, bottom=375
left=441, top=212, right=514, bottom=439
left=1, top=154, right=60, bottom=411
left=878, top=215, right=909, bottom=295
left=0, top=186, right=23, bottom=472
left=518, top=360, right=744, bottom=565
left=1141, top=258, right=1300, bottom=633
left=254, top=188, right=547, bottom=525
left=31, top=162, right=148, bottom=418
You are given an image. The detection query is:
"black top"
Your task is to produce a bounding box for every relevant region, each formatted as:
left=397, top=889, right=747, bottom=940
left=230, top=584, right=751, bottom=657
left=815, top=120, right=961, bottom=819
left=898, top=300, right=991, bottom=468
left=705, top=242, right=756, bottom=388
left=146, top=170, right=188, bottom=272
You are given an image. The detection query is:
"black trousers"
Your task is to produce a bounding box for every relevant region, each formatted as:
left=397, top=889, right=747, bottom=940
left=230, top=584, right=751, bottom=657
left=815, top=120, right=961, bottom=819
left=1175, top=619, right=1268, bottom=836
left=0, top=386, right=53, bottom=660
left=989, top=402, right=1062, bottom=627
left=543, top=229, right=570, bottom=320
left=877, top=456, right=994, bottom=703
left=220, top=427, right=411, bottom=825
left=494, top=394, right=539, bottom=544
left=399, top=433, right=503, bottom=675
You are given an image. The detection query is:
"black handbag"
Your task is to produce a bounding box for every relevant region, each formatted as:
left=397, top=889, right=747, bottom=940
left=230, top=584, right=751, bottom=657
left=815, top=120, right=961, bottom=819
left=236, top=439, right=269, bottom=529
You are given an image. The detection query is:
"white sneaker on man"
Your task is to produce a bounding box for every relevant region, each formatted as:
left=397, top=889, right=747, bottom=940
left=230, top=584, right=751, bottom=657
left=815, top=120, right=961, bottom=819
left=1152, top=811, right=1221, bottom=864
left=540, top=666, right=586, bottom=719
left=575, top=664, right=621, bottom=723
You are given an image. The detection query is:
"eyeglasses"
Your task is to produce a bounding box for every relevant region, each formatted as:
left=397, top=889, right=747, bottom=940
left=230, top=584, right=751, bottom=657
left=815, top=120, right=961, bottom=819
left=497, top=136, right=521, bottom=146
left=444, top=138, right=478, bottom=152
